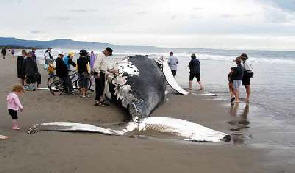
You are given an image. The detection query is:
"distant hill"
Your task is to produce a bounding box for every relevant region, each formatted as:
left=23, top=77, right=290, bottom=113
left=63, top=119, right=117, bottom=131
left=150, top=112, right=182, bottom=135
left=0, top=37, right=164, bottom=52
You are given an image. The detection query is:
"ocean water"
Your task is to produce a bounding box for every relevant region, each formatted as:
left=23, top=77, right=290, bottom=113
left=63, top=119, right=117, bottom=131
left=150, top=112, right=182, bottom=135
left=30, top=48, right=295, bottom=150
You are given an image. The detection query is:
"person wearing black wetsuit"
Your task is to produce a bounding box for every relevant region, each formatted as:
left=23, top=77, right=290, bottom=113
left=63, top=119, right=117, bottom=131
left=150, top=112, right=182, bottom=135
left=189, top=53, right=204, bottom=90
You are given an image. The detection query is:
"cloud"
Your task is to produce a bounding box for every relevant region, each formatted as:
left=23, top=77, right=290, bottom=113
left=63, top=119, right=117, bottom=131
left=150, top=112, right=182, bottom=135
left=136, top=11, right=148, bottom=15
left=30, top=30, right=41, bottom=34
left=0, top=0, right=295, bottom=50
left=267, top=0, right=295, bottom=12
left=69, top=9, right=97, bottom=13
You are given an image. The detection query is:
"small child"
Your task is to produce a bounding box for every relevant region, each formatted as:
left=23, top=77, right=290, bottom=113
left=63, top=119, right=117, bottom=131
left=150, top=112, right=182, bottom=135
left=7, top=85, right=24, bottom=130
left=228, top=67, right=235, bottom=103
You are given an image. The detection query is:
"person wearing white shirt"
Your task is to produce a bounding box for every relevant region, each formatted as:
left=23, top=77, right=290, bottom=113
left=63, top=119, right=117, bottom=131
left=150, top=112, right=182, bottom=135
left=241, top=53, right=253, bottom=103
left=168, top=52, right=178, bottom=77
left=93, top=47, right=113, bottom=106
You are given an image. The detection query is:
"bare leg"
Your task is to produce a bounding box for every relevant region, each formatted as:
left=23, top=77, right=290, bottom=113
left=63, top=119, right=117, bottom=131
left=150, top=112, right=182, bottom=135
left=198, top=81, right=204, bottom=90
left=234, top=89, right=240, bottom=103
left=228, top=83, right=234, bottom=98
left=189, top=80, right=193, bottom=90
left=245, top=85, right=250, bottom=102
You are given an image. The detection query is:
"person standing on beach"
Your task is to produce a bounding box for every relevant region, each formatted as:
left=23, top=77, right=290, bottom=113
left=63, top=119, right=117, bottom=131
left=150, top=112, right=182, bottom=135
left=93, top=47, right=113, bottom=106
left=189, top=53, right=204, bottom=90
left=228, top=67, right=235, bottom=103
left=241, top=53, right=253, bottom=103
left=31, top=48, right=37, bottom=63
left=63, top=52, right=76, bottom=70
left=17, top=50, right=27, bottom=86
left=7, top=85, right=24, bottom=130
left=90, top=51, right=96, bottom=70
left=168, top=51, right=178, bottom=77
left=23, top=51, right=39, bottom=90
left=11, top=49, right=15, bottom=58
left=77, top=50, right=91, bottom=97
left=231, top=57, right=244, bottom=103
left=56, top=54, right=73, bottom=94
left=1, top=48, right=7, bottom=59
left=44, top=48, right=53, bottom=69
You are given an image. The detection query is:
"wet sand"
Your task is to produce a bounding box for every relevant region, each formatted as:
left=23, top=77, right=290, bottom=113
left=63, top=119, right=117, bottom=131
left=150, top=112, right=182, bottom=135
left=0, top=53, right=286, bottom=173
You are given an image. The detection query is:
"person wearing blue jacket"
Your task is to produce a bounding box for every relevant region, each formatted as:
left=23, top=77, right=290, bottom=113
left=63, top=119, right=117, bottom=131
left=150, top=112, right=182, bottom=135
left=189, top=53, right=204, bottom=90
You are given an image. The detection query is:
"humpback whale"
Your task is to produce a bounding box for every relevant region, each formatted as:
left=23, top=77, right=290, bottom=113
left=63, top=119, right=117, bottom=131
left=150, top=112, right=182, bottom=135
left=28, top=55, right=231, bottom=142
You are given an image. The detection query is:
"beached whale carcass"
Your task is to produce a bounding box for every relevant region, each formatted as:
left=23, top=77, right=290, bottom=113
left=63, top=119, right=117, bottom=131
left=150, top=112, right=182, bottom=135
left=106, top=55, right=167, bottom=120
left=27, top=55, right=230, bottom=142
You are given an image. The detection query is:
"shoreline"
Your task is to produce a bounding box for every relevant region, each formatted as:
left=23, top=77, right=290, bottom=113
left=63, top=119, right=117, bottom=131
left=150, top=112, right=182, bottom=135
left=0, top=52, right=291, bottom=173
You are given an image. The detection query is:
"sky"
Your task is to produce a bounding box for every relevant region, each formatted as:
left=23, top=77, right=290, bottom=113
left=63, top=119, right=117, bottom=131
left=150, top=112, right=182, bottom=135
left=0, top=0, right=295, bottom=50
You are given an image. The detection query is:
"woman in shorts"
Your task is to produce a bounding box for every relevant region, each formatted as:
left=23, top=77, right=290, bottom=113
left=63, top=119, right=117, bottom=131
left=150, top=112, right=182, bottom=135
left=241, top=53, right=252, bottom=103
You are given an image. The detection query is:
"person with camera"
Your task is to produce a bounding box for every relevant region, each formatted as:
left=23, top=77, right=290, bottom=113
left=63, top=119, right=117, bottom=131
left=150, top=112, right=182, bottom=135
left=240, top=53, right=253, bottom=103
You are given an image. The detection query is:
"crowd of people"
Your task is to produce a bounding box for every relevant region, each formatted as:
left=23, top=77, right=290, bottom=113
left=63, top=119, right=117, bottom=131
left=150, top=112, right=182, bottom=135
left=168, top=51, right=252, bottom=102
left=0, top=47, right=253, bottom=140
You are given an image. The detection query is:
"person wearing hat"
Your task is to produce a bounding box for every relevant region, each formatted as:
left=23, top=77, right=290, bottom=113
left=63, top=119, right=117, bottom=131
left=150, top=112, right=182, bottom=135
left=77, top=50, right=91, bottom=97
left=241, top=53, right=252, bottom=102
left=93, top=47, right=113, bottom=106
left=168, top=51, right=178, bottom=77
left=64, top=52, right=76, bottom=70
left=189, top=53, right=204, bottom=91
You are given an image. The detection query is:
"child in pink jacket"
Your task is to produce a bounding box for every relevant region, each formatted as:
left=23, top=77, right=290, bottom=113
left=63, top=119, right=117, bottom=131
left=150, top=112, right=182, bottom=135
left=7, top=85, right=24, bottom=130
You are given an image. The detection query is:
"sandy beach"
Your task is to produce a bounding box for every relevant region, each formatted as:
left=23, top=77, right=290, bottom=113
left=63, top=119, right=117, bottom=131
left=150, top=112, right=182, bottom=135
left=0, top=52, right=290, bottom=173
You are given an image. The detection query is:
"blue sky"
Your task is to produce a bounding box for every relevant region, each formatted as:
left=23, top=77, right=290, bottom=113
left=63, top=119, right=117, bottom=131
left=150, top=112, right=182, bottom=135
left=0, top=0, right=295, bottom=50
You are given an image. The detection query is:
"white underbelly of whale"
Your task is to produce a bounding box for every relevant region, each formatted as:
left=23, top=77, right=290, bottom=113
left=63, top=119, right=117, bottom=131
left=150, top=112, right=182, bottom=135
left=38, top=117, right=228, bottom=142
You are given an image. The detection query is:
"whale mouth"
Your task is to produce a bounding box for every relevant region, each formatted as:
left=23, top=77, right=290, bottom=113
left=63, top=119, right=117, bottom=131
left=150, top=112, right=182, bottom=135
left=27, top=117, right=231, bottom=143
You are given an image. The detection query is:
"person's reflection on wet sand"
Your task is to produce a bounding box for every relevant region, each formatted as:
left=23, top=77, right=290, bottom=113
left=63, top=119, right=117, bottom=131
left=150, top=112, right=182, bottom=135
left=228, top=103, right=250, bottom=144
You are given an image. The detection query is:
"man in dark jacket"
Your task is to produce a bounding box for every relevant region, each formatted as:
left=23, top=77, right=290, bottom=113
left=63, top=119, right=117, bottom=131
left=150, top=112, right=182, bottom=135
left=56, top=54, right=73, bottom=94
left=189, top=53, right=204, bottom=90
left=23, top=51, right=39, bottom=90
left=1, top=48, right=6, bottom=59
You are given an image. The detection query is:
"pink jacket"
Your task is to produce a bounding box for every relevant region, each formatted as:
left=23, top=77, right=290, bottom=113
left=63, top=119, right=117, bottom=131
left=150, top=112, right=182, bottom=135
left=7, top=92, right=23, bottom=111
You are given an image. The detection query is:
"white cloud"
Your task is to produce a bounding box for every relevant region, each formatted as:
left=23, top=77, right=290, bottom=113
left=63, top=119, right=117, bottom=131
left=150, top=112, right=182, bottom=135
left=0, top=0, right=295, bottom=50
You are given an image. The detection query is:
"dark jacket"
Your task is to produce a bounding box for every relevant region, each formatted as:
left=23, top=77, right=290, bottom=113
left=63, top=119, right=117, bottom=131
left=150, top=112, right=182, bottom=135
left=17, top=56, right=25, bottom=78
left=189, top=58, right=200, bottom=74
left=232, top=64, right=244, bottom=80
left=77, top=56, right=89, bottom=74
left=1, top=48, right=6, bottom=55
left=56, top=58, right=68, bottom=78
left=23, top=57, right=38, bottom=76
